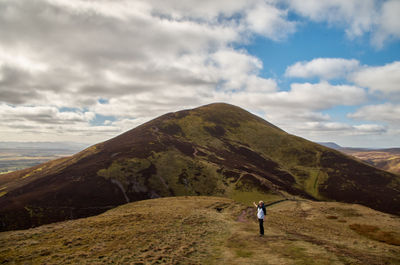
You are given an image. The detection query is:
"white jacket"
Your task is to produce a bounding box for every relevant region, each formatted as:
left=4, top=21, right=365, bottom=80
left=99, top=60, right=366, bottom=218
left=257, top=206, right=265, bottom=219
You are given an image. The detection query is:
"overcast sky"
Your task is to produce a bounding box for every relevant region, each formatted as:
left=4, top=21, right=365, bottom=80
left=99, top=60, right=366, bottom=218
left=0, top=0, right=399, bottom=148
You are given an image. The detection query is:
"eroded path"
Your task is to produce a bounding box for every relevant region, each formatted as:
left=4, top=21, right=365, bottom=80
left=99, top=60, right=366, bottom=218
left=224, top=200, right=400, bottom=265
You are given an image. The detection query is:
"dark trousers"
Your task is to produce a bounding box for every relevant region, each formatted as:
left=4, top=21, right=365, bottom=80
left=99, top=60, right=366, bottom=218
left=258, top=218, right=264, bottom=235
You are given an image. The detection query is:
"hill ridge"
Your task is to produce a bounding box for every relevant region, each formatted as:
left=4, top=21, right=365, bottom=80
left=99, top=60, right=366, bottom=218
left=1, top=196, right=399, bottom=264
left=0, top=103, right=399, bottom=231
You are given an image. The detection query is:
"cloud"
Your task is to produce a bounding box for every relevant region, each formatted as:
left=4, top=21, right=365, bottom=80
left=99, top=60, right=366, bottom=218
left=295, top=121, right=387, bottom=136
left=285, top=58, right=360, bottom=80
left=350, top=61, right=400, bottom=99
left=285, top=58, right=400, bottom=99
left=265, top=81, right=366, bottom=110
left=209, top=81, right=367, bottom=136
left=206, top=82, right=366, bottom=127
left=372, top=0, right=400, bottom=47
left=353, top=124, right=387, bottom=134
left=143, top=0, right=252, bottom=21
left=245, top=1, right=296, bottom=41
left=0, top=0, right=289, bottom=115
left=0, top=0, right=240, bottom=107
left=286, top=0, right=400, bottom=47
left=0, top=104, right=120, bottom=142
left=0, top=0, right=397, bottom=147
left=286, top=0, right=377, bottom=37
left=346, top=103, right=400, bottom=147
left=0, top=104, right=95, bottom=124
left=0, top=66, right=42, bottom=104
left=349, top=103, right=400, bottom=124
left=210, top=48, right=279, bottom=92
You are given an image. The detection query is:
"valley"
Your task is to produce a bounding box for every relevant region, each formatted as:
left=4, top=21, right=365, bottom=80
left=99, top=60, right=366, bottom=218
left=0, top=142, right=86, bottom=174
left=341, top=148, right=400, bottom=175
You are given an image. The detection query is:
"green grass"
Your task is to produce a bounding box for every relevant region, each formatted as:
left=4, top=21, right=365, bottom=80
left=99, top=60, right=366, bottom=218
left=97, top=158, right=151, bottom=191
left=282, top=245, right=315, bottom=265
left=235, top=249, right=253, bottom=258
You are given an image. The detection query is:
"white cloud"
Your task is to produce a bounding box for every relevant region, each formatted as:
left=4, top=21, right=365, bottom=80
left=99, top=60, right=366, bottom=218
left=208, top=81, right=368, bottom=140
left=372, top=0, right=400, bottom=47
left=110, top=117, right=154, bottom=133
left=0, top=49, right=48, bottom=73
left=285, top=58, right=360, bottom=80
left=286, top=0, right=400, bottom=47
left=349, top=103, right=400, bottom=124
left=286, top=59, right=400, bottom=99
left=0, top=104, right=121, bottom=142
left=0, top=104, right=95, bottom=124
left=144, top=0, right=252, bottom=21
left=245, top=2, right=296, bottom=41
left=0, top=0, right=398, bottom=147
left=209, top=48, right=278, bottom=92
left=353, top=124, right=387, bottom=134
left=350, top=61, right=400, bottom=98
left=213, top=81, right=366, bottom=113
left=293, top=121, right=387, bottom=138
left=268, top=81, right=366, bottom=110
left=45, top=0, right=152, bottom=21
left=286, top=0, right=377, bottom=37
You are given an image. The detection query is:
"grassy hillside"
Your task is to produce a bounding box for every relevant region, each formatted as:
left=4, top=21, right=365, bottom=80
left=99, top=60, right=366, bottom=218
left=0, top=103, right=399, bottom=231
left=0, top=196, right=399, bottom=264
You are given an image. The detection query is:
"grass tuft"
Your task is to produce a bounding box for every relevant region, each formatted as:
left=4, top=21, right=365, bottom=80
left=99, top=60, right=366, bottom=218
left=349, top=224, right=400, bottom=246
left=326, top=215, right=338, bottom=219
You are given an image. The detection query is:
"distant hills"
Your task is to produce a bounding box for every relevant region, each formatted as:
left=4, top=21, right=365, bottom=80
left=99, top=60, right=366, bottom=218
left=0, top=142, right=89, bottom=174
left=317, top=142, right=343, bottom=150
left=318, top=142, right=400, bottom=175
left=0, top=141, right=89, bottom=150
left=341, top=149, right=400, bottom=175
left=0, top=103, right=399, bottom=231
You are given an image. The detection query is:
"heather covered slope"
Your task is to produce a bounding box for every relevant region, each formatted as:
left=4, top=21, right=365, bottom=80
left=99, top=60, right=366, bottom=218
left=0, top=103, right=399, bottom=231
left=0, top=197, right=399, bottom=264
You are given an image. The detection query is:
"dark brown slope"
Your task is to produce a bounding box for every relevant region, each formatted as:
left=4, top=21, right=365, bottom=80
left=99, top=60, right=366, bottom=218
left=0, top=103, right=399, bottom=231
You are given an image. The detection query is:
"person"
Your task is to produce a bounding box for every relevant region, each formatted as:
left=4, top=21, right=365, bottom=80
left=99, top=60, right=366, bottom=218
left=253, top=200, right=266, bottom=236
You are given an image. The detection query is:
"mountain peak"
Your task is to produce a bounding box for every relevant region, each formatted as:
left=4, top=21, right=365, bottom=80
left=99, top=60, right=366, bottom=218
left=0, top=103, right=399, bottom=231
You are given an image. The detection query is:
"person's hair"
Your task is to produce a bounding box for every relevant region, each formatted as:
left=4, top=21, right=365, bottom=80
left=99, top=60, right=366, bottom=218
left=259, top=200, right=264, bottom=205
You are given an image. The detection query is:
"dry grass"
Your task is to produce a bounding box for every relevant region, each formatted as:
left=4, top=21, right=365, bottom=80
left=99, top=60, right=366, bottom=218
left=326, top=215, right=338, bottom=219
left=0, top=197, right=399, bottom=265
left=349, top=224, right=400, bottom=246
left=0, top=196, right=241, bottom=264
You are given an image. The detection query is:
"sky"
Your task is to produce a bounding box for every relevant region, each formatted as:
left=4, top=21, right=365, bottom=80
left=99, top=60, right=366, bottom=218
left=0, top=0, right=399, bottom=148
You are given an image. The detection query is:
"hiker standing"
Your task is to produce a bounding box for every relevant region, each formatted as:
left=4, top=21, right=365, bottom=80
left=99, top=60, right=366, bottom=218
left=253, top=201, right=266, bottom=236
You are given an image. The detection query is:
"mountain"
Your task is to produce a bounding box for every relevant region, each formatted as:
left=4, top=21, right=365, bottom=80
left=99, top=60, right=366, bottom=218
left=1, top=197, right=399, bottom=264
left=317, top=142, right=342, bottom=150
left=0, top=103, right=399, bottom=231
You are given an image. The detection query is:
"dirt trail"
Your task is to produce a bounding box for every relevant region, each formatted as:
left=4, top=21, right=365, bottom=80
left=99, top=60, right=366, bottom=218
left=0, top=197, right=399, bottom=265
left=224, top=200, right=400, bottom=265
